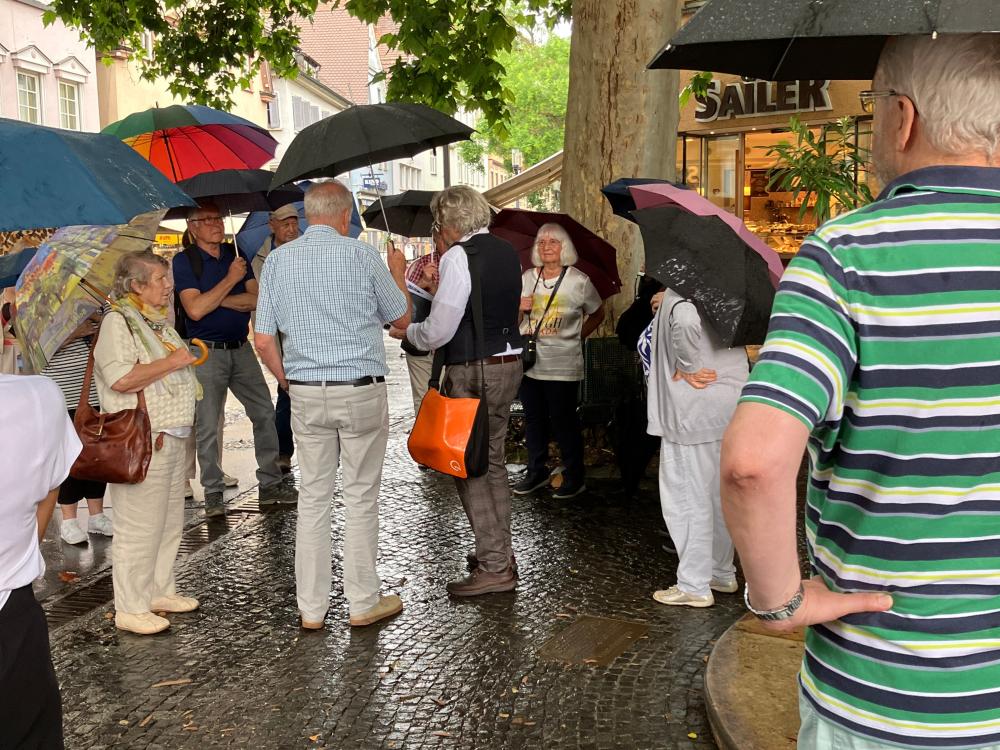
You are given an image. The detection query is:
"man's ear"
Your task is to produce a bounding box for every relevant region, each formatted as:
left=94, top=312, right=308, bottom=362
left=895, top=95, right=920, bottom=153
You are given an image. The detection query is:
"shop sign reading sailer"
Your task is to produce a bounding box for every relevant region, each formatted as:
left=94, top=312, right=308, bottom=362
left=695, top=79, right=832, bottom=123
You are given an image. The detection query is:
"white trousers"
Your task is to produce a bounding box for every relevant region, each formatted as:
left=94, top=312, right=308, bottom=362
left=290, top=382, right=389, bottom=620
left=658, top=437, right=735, bottom=597
left=404, top=351, right=433, bottom=416
left=110, top=434, right=191, bottom=614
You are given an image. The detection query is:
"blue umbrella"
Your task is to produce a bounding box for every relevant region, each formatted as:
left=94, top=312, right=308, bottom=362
left=0, top=117, right=195, bottom=231
left=236, top=197, right=364, bottom=259
left=0, top=246, right=37, bottom=288
left=600, top=178, right=685, bottom=220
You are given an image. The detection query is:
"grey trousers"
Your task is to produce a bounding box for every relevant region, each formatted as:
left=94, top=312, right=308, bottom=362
left=443, top=359, right=523, bottom=573
left=192, top=342, right=281, bottom=494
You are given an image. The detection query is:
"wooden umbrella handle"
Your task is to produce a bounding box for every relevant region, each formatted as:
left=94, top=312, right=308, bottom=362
left=163, top=338, right=209, bottom=367
left=189, top=338, right=209, bottom=366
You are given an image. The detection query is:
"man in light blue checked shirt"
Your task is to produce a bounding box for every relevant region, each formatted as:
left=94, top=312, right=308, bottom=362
left=255, top=180, right=411, bottom=630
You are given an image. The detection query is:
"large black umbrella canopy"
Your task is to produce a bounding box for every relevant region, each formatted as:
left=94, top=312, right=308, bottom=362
left=271, top=104, right=474, bottom=188
left=601, top=178, right=684, bottom=220
left=170, top=169, right=302, bottom=218
left=361, top=190, right=438, bottom=236
left=649, top=0, right=1000, bottom=80
left=632, top=205, right=775, bottom=347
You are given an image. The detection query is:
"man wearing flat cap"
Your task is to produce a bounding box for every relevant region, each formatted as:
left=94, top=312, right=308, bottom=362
left=252, top=203, right=301, bottom=473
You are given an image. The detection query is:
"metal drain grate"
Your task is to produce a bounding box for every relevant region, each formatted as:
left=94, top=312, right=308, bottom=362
left=44, top=511, right=250, bottom=629
left=538, top=615, right=649, bottom=667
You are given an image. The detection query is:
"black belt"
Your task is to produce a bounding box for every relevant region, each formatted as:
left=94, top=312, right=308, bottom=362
left=288, top=376, right=386, bottom=387
left=199, top=339, right=247, bottom=350
left=456, top=354, right=521, bottom=366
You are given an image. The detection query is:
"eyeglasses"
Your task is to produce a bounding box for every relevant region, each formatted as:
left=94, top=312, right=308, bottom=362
left=189, top=216, right=224, bottom=224
left=859, top=89, right=901, bottom=114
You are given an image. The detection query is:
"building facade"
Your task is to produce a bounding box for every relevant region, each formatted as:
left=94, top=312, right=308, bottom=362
left=0, top=0, right=99, bottom=132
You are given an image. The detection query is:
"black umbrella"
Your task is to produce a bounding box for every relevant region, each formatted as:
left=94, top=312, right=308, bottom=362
left=649, top=0, right=1000, bottom=80
left=172, top=169, right=302, bottom=217
left=632, top=206, right=775, bottom=347
left=270, top=103, right=474, bottom=188
left=361, top=190, right=438, bottom=236
left=600, top=178, right=684, bottom=220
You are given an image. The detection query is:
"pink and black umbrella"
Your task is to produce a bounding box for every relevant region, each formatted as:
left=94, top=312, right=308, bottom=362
left=628, top=182, right=784, bottom=287
left=490, top=209, right=622, bottom=300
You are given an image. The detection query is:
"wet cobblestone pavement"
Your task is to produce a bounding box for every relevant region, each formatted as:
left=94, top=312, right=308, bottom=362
left=46, top=349, right=745, bottom=749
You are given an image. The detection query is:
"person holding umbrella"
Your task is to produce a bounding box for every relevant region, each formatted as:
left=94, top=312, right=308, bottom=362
left=251, top=203, right=302, bottom=473
left=93, top=250, right=200, bottom=635
left=646, top=283, right=748, bottom=609
left=513, top=223, right=605, bottom=499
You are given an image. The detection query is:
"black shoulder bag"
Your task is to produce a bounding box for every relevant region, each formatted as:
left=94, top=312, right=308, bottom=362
left=522, top=266, right=567, bottom=372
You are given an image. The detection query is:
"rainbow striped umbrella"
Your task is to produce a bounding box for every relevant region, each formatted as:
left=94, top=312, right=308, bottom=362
left=102, top=104, right=277, bottom=183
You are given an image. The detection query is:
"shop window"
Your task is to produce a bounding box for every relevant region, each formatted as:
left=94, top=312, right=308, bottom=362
left=703, top=135, right=740, bottom=215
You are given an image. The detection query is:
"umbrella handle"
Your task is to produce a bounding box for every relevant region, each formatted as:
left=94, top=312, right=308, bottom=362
left=163, top=338, right=209, bottom=366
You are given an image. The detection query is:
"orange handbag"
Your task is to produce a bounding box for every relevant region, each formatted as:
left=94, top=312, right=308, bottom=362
left=407, top=245, right=490, bottom=479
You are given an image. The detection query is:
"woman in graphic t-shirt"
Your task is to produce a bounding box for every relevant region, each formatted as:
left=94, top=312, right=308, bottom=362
left=513, top=223, right=604, bottom=499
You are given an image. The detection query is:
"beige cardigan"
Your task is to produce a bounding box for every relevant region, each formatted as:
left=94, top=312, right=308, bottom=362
left=93, top=312, right=196, bottom=433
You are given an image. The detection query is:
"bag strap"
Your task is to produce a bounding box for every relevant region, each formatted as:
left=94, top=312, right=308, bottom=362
left=528, top=266, right=568, bottom=337
left=79, top=311, right=149, bottom=416
left=428, top=242, right=488, bottom=391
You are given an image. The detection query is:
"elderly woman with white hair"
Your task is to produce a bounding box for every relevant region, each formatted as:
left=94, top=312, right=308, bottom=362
left=93, top=249, right=199, bottom=635
left=513, top=223, right=604, bottom=500
left=390, top=185, right=524, bottom=597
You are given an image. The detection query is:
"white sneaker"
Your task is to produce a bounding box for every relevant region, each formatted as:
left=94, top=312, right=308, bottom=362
left=88, top=513, right=114, bottom=537
left=223, top=474, right=238, bottom=488
left=60, top=519, right=88, bottom=545
left=151, top=594, right=200, bottom=613
left=710, top=577, right=739, bottom=594
left=115, top=611, right=170, bottom=635
left=652, top=585, right=714, bottom=608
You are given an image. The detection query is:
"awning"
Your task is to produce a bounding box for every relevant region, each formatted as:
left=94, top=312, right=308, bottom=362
left=484, top=151, right=563, bottom=207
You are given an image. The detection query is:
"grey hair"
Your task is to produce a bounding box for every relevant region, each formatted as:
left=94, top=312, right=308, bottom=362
left=186, top=201, right=219, bottom=221
left=877, top=34, right=1000, bottom=159
left=304, top=180, right=353, bottom=219
left=530, top=222, right=579, bottom=267
left=431, top=186, right=491, bottom=236
left=112, top=249, right=167, bottom=299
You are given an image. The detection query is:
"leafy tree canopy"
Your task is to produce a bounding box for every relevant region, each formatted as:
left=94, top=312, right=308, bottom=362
left=44, top=0, right=571, bottom=129
left=457, top=34, right=569, bottom=171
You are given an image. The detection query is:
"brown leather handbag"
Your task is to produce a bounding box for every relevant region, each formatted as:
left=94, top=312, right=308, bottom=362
left=69, top=328, right=152, bottom=484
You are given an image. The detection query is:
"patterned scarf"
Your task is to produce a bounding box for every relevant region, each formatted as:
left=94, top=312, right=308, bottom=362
left=116, top=294, right=201, bottom=400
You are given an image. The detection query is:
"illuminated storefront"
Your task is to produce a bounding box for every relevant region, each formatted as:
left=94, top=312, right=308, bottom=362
left=676, top=74, right=872, bottom=259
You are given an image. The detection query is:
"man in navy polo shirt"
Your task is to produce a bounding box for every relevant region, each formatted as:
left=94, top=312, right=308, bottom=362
left=173, top=203, right=296, bottom=516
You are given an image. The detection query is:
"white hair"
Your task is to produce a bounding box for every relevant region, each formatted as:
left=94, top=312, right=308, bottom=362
left=112, top=249, right=166, bottom=299
left=431, top=186, right=491, bottom=236
left=877, top=34, right=1000, bottom=159
left=304, top=180, right=353, bottom=219
left=530, top=222, right=579, bottom=267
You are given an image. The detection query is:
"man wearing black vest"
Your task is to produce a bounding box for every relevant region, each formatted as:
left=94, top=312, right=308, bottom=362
left=390, top=186, right=523, bottom=596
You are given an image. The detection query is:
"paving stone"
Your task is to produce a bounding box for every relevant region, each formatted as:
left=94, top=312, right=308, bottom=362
left=49, top=350, right=744, bottom=749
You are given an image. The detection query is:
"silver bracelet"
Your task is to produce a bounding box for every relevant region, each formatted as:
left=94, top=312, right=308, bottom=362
left=744, top=582, right=805, bottom=621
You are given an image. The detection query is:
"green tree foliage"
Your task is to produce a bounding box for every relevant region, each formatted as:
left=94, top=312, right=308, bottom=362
left=456, top=34, right=570, bottom=174
left=44, top=0, right=571, bottom=129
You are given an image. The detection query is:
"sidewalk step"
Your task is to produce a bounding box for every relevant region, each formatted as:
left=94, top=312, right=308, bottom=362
left=704, top=614, right=804, bottom=750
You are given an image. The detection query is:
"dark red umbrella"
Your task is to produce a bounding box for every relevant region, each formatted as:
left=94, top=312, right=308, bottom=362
left=490, top=209, right=622, bottom=299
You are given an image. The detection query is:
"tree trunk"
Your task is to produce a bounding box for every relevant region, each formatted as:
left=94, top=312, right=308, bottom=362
left=562, top=0, right=681, bottom=325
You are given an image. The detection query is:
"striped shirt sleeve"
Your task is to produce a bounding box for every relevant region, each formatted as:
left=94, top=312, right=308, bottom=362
left=740, top=239, right=858, bottom=429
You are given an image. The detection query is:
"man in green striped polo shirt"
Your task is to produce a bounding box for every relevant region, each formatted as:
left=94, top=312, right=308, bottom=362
left=721, top=34, right=1000, bottom=749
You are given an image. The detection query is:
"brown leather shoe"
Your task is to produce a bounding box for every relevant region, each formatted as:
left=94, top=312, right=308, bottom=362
left=465, top=553, right=519, bottom=578
left=447, top=567, right=517, bottom=597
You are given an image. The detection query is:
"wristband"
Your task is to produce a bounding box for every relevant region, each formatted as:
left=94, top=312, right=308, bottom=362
left=744, top=582, right=805, bottom=621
